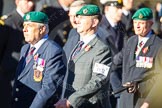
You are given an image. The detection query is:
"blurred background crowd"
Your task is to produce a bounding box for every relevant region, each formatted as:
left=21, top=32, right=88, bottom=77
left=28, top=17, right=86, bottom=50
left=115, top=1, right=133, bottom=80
left=1, top=0, right=162, bottom=40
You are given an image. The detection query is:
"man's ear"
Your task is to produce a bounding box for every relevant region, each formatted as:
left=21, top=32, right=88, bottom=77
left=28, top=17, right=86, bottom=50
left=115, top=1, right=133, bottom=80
left=15, top=0, right=19, bottom=6
left=92, top=18, right=99, bottom=28
left=39, top=25, right=46, bottom=35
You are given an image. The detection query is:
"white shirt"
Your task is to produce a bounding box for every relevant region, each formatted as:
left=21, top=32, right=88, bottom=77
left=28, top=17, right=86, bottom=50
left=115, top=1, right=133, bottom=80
left=136, top=31, right=152, bottom=57
left=105, top=15, right=117, bottom=27
left=16, top=8, right=25, bottom=17
left=80, top=33, right=96, bottom=49
left=122, top=9, right=130, bottom=16
left=30, top=34, right=48, bottom=55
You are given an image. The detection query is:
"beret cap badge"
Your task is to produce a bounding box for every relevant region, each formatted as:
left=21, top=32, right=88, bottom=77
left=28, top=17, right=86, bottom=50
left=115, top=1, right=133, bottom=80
left=83, top=9, right=88, bottom=14
left=139, top=13, right=143, bottom=19
left=26, top=14, right=30, bottom=20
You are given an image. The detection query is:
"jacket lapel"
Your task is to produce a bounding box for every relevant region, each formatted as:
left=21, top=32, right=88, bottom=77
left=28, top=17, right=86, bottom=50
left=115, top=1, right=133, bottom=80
left=129, top=36, right=138, bottom=67
left=16, top=45, right=29, bottom=79
left=73, top=37, right=98, bottom=63
left=18, top=40, right=49, bottom=80
left=138, top=34, right=155, bottom=56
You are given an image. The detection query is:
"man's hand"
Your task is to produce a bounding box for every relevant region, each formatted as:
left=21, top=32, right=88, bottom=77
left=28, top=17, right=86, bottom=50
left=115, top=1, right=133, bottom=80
left=54, top=98, right=71, bottom=108
left=160, top=17, right=162, bottom=23
left=123, top=81, right=139, bottom=93
left=140, top=102, right=149, bottom=108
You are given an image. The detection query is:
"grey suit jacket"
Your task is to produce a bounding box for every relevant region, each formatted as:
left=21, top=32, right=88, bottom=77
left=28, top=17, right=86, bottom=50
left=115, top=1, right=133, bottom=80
left=12, top=39, right=66, bottom=108
left=63, top=36, right=112, bottom=108
left=112, top=32, right=162, bottom=108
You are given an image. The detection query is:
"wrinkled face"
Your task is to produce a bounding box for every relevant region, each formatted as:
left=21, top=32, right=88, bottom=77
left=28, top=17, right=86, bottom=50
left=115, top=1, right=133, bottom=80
left=105, top=6, right=122, bottom=22
left=69, top=6, right=83, bottom=28
left=133, top=20, right=153, bottom=37
left=23, top=22, right=44, bottom=45
left=123, top=0, right=134, bottom=10
left=76, top=15, right=98, bottom=36
left=16, top=0, right=34, bottom=14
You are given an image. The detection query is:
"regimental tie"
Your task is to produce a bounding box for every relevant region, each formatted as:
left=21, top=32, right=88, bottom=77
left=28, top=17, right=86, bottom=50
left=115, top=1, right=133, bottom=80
left=136, top=41, right=144, bottom=57
left=26, top=47, right=35, bottom=64
left=72, top=41, right=84, bottom=59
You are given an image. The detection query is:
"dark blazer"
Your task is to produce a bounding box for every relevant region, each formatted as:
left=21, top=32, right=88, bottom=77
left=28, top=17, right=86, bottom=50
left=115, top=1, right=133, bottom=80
left=63, top=28, right=79, bottom=66
left=0, top=10, right=24, bottom=108
left=63, top=36, right=112, bottom=108
left=121, top=9, right=136, bottom=37
left=99, top=15, right=124, bottom=99
left=99, top=15, right=125, bottom=55
left=112, top=32, right=162, bottom=108
left=0, top=24, right=13, bottom=108
left=1, top=10, right=24, bottom=78
left=12, top=39, right=66, bottom=108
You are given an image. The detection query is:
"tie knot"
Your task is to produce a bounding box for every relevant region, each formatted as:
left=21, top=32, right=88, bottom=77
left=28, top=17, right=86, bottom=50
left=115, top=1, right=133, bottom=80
left=29, top=47, right=35, bottom=55
left=139, top=41, right=144, bottom=47
left=78, top=41, right=84, bottom=47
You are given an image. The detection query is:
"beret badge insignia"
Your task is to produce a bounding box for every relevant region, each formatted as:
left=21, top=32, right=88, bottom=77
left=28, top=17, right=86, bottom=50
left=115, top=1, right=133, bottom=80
left=139, top=13, right=143, bottom=19
left=26, top=14, right=30, bottom=20
left=83, top=9, right=88, bottom=14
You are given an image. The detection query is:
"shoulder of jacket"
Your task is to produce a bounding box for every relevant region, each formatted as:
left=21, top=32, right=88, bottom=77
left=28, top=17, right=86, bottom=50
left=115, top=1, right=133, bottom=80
left=0, top=14, right=12, bottom=20
left=0, top=13, right=13, bottom=25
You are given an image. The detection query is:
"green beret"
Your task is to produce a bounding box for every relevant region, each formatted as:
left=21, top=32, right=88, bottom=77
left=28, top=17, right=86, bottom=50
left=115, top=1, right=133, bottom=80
left=76, top=4, right=100, bottom=16
left=104, top=0, right=123, bottom=8
left=132, top=8, right=153, bottom=20
left=23, top=11, right=48, bottom=24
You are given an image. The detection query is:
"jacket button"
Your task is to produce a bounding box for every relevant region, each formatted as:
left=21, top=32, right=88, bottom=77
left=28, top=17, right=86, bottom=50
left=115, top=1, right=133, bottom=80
left=16, top=88, right=19, bottom=92
left=15, top=98, right=18, bottom=101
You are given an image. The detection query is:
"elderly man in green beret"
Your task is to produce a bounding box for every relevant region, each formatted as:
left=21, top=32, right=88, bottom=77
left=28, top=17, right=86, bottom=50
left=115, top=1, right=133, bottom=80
left=11, top=11, right=66, bottom=108
left=111, top=7, right=162, bottom=108
left=55, top=4, right=112, bottom=108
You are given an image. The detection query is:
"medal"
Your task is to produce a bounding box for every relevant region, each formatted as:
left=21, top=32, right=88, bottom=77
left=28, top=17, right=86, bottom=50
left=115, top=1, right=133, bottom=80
left=142, top=46, right=149, bottom=54
left=33, top=55, right=45, bottom=82
left=136, top=56, right=153, bottom=68
left=33, top=70, right=43, bottom=82
left=84, top=45, right=91, bottom=52
left=34, top=53, right=39, bottom=61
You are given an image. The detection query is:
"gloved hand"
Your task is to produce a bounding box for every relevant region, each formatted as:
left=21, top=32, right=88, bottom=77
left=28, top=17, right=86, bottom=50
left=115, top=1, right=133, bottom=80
left=123, top=81, right=139, bottom=93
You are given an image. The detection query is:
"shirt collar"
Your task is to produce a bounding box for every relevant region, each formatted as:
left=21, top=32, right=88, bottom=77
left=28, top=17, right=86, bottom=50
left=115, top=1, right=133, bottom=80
left=30, top=34, right=48, bottom=55
left=122, top=9, right=130, bottom=16
left=138, top=31, right=153, bottom=44
left=106, top=15, right=117, bottom=27
left=16, top=8, right=25, bottom=17
left=80, top=33, right=96, bottom=48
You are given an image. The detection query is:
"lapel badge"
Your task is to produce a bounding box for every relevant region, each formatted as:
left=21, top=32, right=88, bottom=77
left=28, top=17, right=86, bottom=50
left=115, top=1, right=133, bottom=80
left=34, top=53, right=39, bottom=61
left=84, top=45, right=91, bottom=52
left=142, top=46, right=149, bottom=54
left=33, top=70, right=43, bottom=82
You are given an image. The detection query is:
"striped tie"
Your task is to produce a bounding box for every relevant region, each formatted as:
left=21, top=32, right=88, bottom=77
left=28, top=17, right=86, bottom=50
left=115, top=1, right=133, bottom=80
left=72, top=41, right=84, bottom=59
left=26, top=47, right=35, bottom=64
